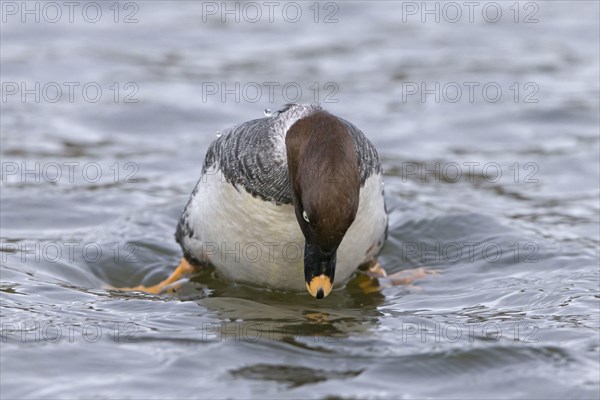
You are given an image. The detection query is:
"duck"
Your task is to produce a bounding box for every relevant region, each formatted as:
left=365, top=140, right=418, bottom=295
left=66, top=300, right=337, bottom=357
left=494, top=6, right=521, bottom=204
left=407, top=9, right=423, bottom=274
left=132, top=104, right=389, bottom=299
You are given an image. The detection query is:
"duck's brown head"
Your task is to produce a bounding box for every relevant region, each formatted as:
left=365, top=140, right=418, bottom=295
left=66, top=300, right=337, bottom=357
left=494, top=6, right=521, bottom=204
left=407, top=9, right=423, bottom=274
left=286, top=111, right=360, bottom=299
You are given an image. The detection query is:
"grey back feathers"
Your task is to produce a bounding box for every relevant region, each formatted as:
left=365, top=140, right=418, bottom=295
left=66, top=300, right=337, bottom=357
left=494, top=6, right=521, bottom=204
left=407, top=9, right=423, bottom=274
left=202, top=116, right=293, bottom=205
left=202, top=104, right=381, bottom=205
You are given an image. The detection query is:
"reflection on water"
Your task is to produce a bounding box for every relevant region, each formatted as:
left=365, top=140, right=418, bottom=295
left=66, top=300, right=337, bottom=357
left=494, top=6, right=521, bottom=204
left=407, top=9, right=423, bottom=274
left=193, top=272, right=387, bottom=342
left=230, top=364, right=363, bottom=389
left=1, top=1, right=599, bottom=399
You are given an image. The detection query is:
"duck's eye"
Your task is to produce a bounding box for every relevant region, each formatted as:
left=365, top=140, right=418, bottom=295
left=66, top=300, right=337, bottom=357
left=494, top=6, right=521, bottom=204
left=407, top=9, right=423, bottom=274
left=302, top=211, right=310, bottom=223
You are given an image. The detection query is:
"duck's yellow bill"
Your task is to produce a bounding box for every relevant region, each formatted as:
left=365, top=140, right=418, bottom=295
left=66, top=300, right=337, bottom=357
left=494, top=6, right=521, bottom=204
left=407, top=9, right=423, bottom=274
left=306, top=274, right=333, bottom=299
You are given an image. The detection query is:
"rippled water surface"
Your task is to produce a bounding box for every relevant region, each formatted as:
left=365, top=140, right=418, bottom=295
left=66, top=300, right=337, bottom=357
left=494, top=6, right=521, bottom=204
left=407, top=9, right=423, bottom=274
left=1, top=2, right=599, bottom=399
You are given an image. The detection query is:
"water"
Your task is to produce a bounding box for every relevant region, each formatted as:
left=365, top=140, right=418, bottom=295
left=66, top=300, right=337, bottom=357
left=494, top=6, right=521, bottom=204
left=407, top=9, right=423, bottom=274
left=1, top=1, right=599, bottom=399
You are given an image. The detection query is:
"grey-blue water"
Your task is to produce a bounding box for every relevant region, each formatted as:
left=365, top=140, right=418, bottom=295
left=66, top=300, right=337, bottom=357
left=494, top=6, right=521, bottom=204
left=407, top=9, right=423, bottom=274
left=1, top=1, right=599, bottom=399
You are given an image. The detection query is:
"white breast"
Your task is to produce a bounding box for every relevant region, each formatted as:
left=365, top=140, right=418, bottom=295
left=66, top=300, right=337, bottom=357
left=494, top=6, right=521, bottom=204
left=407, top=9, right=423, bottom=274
left=181, top=168, right=387, bottom=291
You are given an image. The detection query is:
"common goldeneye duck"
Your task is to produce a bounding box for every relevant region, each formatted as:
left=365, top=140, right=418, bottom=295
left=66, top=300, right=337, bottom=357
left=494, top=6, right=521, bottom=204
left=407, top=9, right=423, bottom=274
left=134, top=104, right=388, bottom=298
